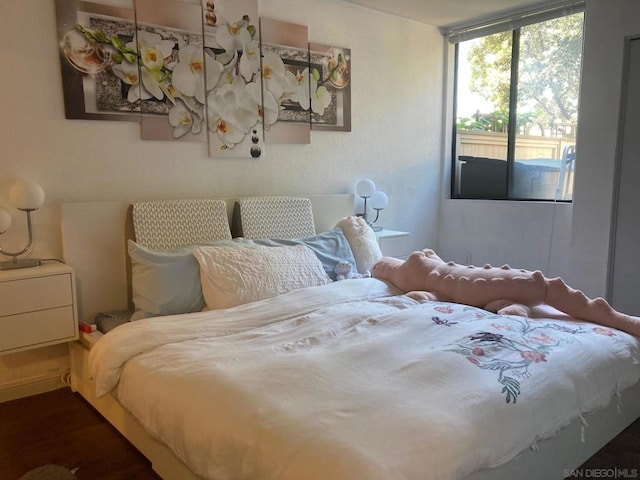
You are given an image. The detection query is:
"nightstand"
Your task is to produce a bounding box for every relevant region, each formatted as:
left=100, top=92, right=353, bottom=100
left=375, top=229, right=411, bottom=258
left=0, top=262, right=78, bottom=354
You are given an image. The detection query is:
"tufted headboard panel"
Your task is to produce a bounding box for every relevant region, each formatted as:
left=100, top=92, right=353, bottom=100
left=232, top=196, right=316, bottom=239
left=61, top=194, right=354, bottom=323
left=131, top=199, right=232, bottom=249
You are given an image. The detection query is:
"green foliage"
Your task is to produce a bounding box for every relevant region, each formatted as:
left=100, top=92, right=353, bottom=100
left=468, top=32, right=513, bottom=113
left=456, top=110, right=540, bottom=134
left=76, top=24, right=138, bottom=65
left=456, top=110, right=508, bottom=132
left=462, top=13, right=583, bottom=137
left=499, top=375, right=521, bottom=404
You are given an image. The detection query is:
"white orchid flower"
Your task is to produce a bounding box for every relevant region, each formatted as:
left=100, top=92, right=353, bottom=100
left=239, top=39, right=260, bottom=82
left=261, top=50, right=288, bottom=100
left=169, top=99, right=203, bottom=138
left=311, top=82, right=332, bottom=115
left=286, top=67, right=310, bottom=110
left=112, top=61, right=152, bottom=103
left=172, top=45, right=223, bottom=104
left=246, top=80, right=278, bottom=128
left=125, top=31, right=175, bottom=101
left=245, top=80, right=278, bottom=128
left=127, top=31, right=175, bottom=60
left=262, top=90, right=280, bottom=127
left=175, top=92, right=200, bottom=113
left=213, top=50, right=238, bottom=89
left=216, top=18, right=251, bottom=53
left=139, top=45, right=166, bottom=72
left=207, top=78, right=259, bottom=148
left=140, top=67, right=169, bottom=100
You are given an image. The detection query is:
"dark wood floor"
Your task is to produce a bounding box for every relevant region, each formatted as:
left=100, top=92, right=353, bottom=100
left=0, top=387, right=159, bottom=480
left=0, top=387, right=638, bottom=479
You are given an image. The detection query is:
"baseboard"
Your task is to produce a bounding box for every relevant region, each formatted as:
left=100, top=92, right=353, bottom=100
left=0, top=373, right=67, bottom=403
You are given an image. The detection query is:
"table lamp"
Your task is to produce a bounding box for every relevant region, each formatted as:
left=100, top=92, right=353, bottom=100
left=0, top=181, right=45, bottom=270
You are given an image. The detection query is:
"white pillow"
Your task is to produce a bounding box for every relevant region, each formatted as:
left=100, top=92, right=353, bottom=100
left=194, top=244, right=331, bottom=310
left=335, top=216, right=382, bottom=274
left=128, top=238, right=256, bottom=320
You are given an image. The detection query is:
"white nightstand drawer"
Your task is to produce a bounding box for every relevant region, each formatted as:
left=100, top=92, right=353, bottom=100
left=0, top=306, right=76, bottom=352
left=0, top=263, right=78, bottom=355
left=0, top=273, right=73, bottom=317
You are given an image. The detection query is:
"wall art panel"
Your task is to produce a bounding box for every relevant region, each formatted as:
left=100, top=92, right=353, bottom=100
left=260, top=18, right=310, bottom=145
left=202, top=0, right=264, bottom=158
left=135, top=0, right=207, bottom=142
left=54, top=0, right=351, bottom=158
left=55, top=0, right=139, bottom=121
left=309, top=43, right=351, bottom=131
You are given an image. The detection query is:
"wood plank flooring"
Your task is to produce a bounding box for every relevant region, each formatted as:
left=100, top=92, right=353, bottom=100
left=0, top=387, right=159, bottom=480
left=0, top=387, right=638, bottom=479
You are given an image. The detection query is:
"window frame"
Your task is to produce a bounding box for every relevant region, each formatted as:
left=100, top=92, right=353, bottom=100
left=449, top=8, right=584, bottom=202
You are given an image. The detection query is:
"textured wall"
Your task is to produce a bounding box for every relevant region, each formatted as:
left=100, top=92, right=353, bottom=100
left=0, top=0, right=443, bottom=393
left=0, top=0, right=443, bottom=260
left=438, top=0, right=640, bottom=299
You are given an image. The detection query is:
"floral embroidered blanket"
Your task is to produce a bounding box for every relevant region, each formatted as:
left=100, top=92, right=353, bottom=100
left=90, top=279, right=640, bottom=480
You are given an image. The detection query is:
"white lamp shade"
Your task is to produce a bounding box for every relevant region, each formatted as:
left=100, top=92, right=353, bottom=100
left=0, top=206, right=12, bottom=233
left=370, top=191, right=388, bottom=210
left=356, top=178, right=376, bottom=198
left=9, top=181, right=45, bottom=211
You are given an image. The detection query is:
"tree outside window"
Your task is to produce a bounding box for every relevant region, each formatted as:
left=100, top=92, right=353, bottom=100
left=453, top=13, right=584, bottom=201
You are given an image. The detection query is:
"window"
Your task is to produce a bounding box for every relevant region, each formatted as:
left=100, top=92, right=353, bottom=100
left=451, top=9, right=584, bottom=201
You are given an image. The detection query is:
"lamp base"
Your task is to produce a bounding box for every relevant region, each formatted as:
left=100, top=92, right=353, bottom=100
left=0, top=258, right=42, bottom=270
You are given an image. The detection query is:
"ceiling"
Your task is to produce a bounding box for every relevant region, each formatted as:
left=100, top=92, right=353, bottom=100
left=340, top=0, right=564, bottom=28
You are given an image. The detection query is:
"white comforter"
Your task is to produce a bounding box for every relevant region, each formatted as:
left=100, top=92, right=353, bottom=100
left=90, top=279, right=640, bottom=480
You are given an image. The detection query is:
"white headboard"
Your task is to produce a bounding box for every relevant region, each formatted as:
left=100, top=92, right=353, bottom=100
left=61, top=194, right=354, bottom=324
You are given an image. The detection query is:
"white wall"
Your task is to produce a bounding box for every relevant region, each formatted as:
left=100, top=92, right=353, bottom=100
left=0, top=0, right=443, bottom=260
left=570, top=0, right=640, bottom=297
left=438, top=0, right=640, bottom=299
left=0, top=0, right=443, bottom=394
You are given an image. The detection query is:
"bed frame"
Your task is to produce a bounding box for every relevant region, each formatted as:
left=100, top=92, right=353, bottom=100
left=62, top=195, right=640, bottom=480
left=65, top=194, right=355, bottom=479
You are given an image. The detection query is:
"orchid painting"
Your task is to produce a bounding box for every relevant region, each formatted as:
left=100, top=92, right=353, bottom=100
left=55, top=0, right=352, bottom=158
left=203, top=2, right=265, bottom=157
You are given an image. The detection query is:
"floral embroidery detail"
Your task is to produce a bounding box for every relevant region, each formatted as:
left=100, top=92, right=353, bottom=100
left=432, top=316, right=458, bottom=327
left=527, top=332, right=555, bottom=345
left=447, top=332, right=544, bottom=404
left=592, top=327, right=616, bottom=337
left=425, top=302, right=615, bottom=403
left=546, top=323, right=583, bottom=334
left=461, top=306, right=491, bottom=320
left=444, top=317, right=585, bottom=404
left=434, top=305, right=454, bottom=314
left=520, top=350, right=547, bottom=363
left=491, top=322, right=515, bottom=332
left=470, top=332, right=503, bottom=342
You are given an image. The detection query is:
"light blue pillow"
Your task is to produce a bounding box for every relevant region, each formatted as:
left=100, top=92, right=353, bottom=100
left=128, top=238, right=256, bottom=320
left=252, top=227, right=357, bottom=280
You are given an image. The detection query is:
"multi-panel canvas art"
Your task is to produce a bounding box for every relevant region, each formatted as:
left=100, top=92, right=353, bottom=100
left=54, top=0, right=352, bottom=158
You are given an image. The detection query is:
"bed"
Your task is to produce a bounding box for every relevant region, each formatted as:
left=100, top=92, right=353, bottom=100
left=62, top=195, right=640, bottom=480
